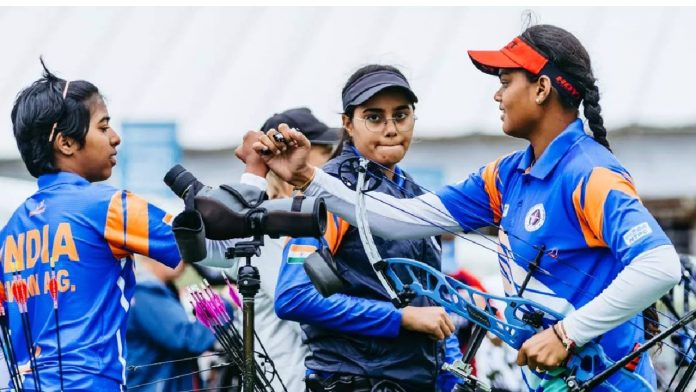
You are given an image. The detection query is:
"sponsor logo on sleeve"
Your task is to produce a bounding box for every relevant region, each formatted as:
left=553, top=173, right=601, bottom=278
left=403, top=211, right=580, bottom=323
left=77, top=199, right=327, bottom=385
left=623, top=222, right=653, bottom=247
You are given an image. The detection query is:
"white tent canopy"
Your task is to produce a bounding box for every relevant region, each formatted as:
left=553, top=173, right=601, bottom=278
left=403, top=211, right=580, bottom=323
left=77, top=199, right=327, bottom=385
left=1, top=6, right=695, bottom=159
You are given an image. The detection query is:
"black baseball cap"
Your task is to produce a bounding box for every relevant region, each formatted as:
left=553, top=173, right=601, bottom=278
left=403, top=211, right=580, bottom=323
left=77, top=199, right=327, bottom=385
left=341, top=69, right=418, bottom=112
left=260, top=107, right=341, bottom=145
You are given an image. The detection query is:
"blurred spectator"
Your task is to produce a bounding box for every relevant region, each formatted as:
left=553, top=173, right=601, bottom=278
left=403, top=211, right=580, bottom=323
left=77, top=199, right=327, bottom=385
left=126, top=256, right=217, bottom=391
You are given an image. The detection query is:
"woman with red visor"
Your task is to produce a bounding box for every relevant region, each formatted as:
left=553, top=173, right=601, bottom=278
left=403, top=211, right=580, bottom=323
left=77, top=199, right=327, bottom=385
left=253, top=24, right=681, bottom=391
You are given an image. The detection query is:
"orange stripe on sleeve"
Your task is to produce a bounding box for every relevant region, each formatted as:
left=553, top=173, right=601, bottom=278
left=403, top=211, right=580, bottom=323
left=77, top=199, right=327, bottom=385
left=572, top=178, right=604, bottom=247
left=324, top=212, right=351, bottom=255
left=125, top=192, right=150, bottom=256
left=572, top=167, right=639, bottom=247
left=335, top=219, right=350, bottom=252
left=104, top=192, right=130, bottom=259
left=323, top=212, right=337, bottom=249
left=481, top=157, right=504, bottom=224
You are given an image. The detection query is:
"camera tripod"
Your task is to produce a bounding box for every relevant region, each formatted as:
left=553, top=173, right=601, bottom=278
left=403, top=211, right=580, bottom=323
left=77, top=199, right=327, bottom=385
left=224, top=233, right=273, bottom=392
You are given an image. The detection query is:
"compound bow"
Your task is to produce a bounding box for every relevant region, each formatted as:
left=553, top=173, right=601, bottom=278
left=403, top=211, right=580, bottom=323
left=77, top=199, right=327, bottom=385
left=343, top=157, right=696, bottom=392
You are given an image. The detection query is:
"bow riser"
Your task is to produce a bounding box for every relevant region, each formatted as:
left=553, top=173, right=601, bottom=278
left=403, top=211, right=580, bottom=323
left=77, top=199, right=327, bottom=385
left=383, top=257, right=652, bottom=390
left=385, top=257, right=540, bottom=348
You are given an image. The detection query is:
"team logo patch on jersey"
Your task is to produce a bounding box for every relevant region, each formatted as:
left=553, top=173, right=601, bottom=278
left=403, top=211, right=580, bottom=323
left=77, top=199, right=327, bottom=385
left=623, top=222, right=653, bottom=247
left=524, top=204, right=546, bottom=232
left=502, top=204, right=510, bottom=217
left=29, top=200, right=46, bottom=217
left=287, top=244, right=315, bottom=264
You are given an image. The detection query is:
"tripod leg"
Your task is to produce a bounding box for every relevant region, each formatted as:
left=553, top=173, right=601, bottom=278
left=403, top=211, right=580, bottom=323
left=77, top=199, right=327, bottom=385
left=243, top=299, right=255, bottom=392
left=238, top=258, right=261, bottom=392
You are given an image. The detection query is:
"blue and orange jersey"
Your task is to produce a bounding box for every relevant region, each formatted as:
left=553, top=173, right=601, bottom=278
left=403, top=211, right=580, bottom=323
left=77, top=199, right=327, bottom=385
left=0, top=172, right=181, bottom=390
left=436, top=119, right=671, bottom=390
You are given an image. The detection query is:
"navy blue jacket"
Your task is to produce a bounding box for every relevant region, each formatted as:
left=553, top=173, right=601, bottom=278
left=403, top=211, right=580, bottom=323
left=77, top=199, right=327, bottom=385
left=276, top=145, right=460, bottom=391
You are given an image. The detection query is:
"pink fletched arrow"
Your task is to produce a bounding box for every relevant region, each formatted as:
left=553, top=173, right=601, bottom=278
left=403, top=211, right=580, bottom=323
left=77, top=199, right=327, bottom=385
left=221, top=271, right=242, bottom=309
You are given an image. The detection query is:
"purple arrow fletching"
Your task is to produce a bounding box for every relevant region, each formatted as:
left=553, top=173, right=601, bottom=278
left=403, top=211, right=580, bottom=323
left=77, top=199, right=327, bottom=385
left=228, top=285, right=243, bottom=309
left=208, top=291, right=230, bottom=323
left=220, top=271, right=243, bottom=309
left=188, top=287, right=213, bottom=329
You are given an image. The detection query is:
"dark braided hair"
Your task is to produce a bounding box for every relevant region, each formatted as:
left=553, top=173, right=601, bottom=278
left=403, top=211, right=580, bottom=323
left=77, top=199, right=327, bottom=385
left=519, top=25, right=611, bottom=151
left=11, top=57, right=101, bottom=177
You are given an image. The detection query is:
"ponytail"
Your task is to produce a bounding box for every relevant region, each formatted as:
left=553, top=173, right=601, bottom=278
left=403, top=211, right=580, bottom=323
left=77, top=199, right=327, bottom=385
left=582, top=84, right=611, bottom=151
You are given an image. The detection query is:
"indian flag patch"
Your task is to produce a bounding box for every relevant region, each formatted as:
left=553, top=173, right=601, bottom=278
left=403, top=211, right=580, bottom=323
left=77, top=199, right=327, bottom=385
left=287, top=244, right=316, bottom=264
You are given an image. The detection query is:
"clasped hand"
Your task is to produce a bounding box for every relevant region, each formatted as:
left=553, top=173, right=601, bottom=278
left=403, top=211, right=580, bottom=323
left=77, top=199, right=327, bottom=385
left=247, top=124, right=316, bottom=187
left=516, top=327, right=570, bottom=373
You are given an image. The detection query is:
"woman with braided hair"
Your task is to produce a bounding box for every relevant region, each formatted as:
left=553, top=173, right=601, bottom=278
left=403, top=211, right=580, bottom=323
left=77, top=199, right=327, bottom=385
left=251, top=24, right=681, bottom=391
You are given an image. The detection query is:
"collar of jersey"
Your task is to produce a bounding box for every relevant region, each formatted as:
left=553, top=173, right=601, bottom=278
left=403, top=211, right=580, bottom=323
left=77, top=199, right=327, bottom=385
left=517, top=118, right=586, bottom=180
left=38, top=171, right=90, bottom=190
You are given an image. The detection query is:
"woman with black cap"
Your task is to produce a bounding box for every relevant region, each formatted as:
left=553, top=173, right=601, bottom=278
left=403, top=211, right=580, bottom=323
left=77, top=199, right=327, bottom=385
left=270, top=65, right=462, bottom=392
left=254, top=26, right=681, bottom=391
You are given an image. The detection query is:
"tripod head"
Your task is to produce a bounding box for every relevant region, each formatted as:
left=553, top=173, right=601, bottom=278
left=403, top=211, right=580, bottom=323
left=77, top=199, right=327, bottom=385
left=224, top=234, right=264, bottom=261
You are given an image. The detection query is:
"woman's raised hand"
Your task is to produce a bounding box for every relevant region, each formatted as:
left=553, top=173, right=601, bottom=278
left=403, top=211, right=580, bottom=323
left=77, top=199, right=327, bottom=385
left=252, top=123, right=316, bottom=187
left=236, top=130, right=269, bottom=178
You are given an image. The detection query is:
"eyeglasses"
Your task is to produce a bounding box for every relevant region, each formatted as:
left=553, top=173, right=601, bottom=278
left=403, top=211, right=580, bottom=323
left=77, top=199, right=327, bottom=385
left=356, top=112, right=417, bottom=134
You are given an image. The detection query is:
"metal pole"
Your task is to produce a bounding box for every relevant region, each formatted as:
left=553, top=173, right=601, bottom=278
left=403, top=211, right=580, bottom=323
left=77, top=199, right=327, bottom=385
left=238, top=256, right=260, bottom=392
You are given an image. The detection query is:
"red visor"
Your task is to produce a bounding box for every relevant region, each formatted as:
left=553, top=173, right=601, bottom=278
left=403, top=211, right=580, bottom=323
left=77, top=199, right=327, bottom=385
left=468, top=37, right=584, bottom=103
left=467, top=37, right=548, bottom=76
